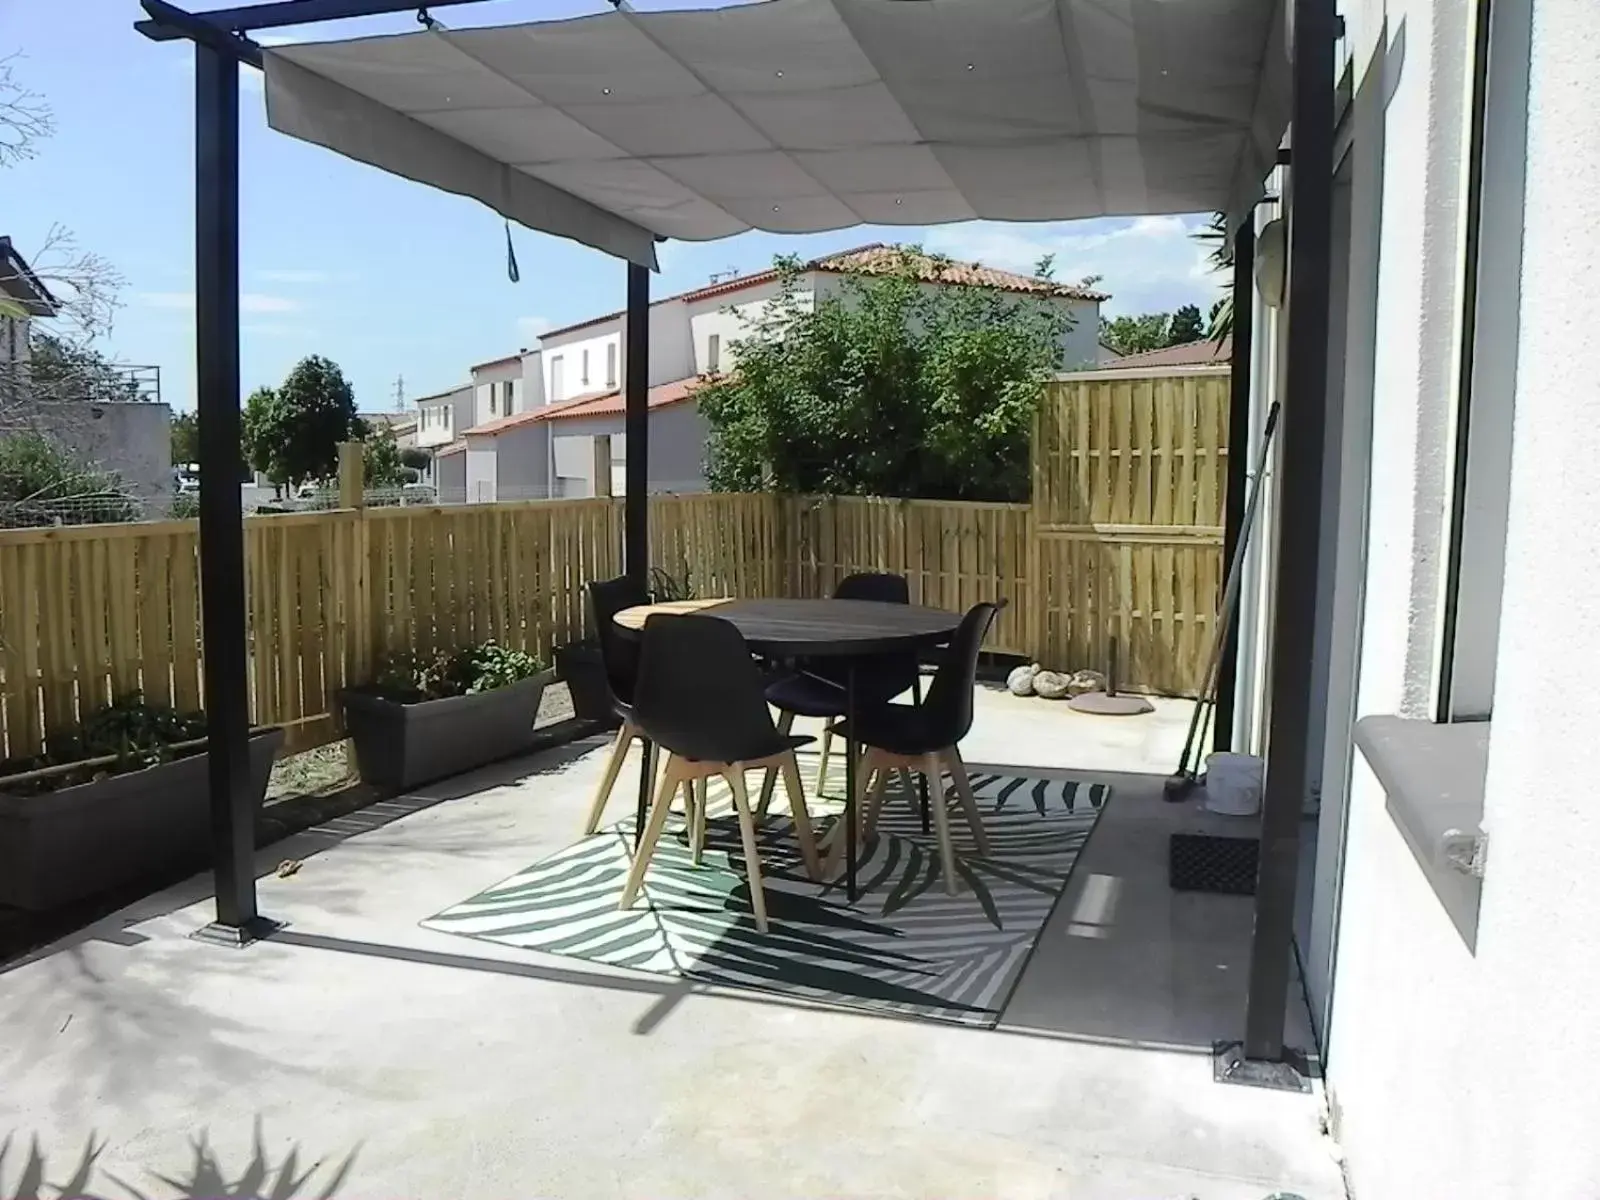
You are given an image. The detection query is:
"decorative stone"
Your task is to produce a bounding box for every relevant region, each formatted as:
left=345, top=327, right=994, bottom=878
left=1066, top=669, right=1107, bottom=697
left=1006, top=663, right=1041, bottom=696
left=1033, top=670, right=1072, bottom=699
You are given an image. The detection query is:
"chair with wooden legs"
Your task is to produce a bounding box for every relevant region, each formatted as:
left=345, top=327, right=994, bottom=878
left=619, top=613, right=824, bottom=933
left=579, top=574, right=654, bottom=836
left=758, top=572, right=919, bottom=811
left=830, top=602, right=1001, bottom=895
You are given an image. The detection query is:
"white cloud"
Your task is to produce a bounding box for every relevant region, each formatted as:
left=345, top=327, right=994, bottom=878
left=516, top=315, right=553, bottom=343
left=924, top=214, right=1225, bottom=316
left=137, top=291, right=301, bottom=314
left=242, top=323, right=302, bottom=338
left=257, top=269, right=331, bottom=284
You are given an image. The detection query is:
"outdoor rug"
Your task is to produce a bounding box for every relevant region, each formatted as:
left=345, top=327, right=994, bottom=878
left=422, top=762, right=1112, bottom=1027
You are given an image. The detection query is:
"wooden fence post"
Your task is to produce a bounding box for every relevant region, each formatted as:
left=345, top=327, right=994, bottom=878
left=337, top=442, right=365, bottom=511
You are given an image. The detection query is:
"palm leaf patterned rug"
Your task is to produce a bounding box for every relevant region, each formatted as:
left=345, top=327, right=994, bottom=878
left=422, top=760, right=1111, bottom=1027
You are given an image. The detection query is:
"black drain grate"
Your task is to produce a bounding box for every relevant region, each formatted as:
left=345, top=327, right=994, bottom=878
left=1168, top=833, right=1259, bottom=895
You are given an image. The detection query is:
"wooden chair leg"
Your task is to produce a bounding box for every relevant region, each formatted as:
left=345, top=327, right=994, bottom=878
left=779, top=751, right=823, bottom=881
left=815, top=723, right=834, bottom=795
left=943, top=747, right=990, bottom=857
left=724, top=767, right=770, bottom=932
left=582, top=721, right=634, bottom=835
left=684, top=777, right=707, bottom=866
left=619, top=755, right=683, bottom=911
left=923, top=753, right=960, bottom=896
left=862, top=762, right=892, bottom=838
left=756, top=709, right=795, bottom=818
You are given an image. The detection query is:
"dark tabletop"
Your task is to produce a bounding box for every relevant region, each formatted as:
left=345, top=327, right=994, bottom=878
left=614, top=596, right=961, bottom=657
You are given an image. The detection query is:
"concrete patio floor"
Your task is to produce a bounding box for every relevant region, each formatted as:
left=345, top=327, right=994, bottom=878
left=0, top=691, right=1344, bottom=1200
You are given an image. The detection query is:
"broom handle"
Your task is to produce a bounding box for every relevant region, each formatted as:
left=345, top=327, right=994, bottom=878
left=1177, top=402, right=1281, bottom=775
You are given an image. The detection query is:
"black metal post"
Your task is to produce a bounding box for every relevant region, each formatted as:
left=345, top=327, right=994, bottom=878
left=623, top=261, right=650, bottom=589
left=1212, top=220, right=1256, bottom=754
left=193, top=43, right=273, bottom=946
left=844, top=661, right=859, bottom=903
left=1242, top=0, right=1337, bottom=1063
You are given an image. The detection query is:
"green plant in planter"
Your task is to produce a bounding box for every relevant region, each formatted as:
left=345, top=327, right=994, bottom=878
left=0, top=694, right=208, bottom=794
left=649, top=563, right=696, bottom=602
left=370, top=642, right=545, bottom=703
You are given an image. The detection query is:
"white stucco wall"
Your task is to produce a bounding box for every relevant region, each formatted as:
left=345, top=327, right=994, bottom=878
left=1326, top=2, right=1600, bottom=1198
left=491, top=421, right=551, bottom=500
left=416, top=385, right=472, bottom=449
left=463, top=437, right=497, bottom=503
left=469, top=358, right=522, bottom=426
left=35, top=401, right=172, bottom=514
left=548, top=402, right=707, bottom=496
left=434, top=449, right=465, bottom=503
left=686, top=280, right=786, bottom=376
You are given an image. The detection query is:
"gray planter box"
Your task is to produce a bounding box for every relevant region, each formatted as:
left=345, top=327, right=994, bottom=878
left=340, top=669, right=554, bottom=791
left=0, top=728, right=285, bottom=912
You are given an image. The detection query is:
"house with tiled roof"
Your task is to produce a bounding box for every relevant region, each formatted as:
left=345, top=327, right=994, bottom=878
left=425, top=245, right=1106, bottom=501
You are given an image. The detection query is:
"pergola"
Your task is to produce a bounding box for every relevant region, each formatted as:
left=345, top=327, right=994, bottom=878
left=136, top=0, right=1335, bottom=1078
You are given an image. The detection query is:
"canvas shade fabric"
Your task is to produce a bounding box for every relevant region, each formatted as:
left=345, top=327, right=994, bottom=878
left=264, top=0, right=1290, bottom=268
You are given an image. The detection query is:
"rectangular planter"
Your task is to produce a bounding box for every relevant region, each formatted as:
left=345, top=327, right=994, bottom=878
left=0, top=727, right=285, bottom=912
left=341, top=669, right=554, bottom=791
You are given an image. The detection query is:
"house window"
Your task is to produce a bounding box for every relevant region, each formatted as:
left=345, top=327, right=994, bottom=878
left=707, top=333, right=721, bottom=372
left=581, top=348, right=590, bottom=386
left=501, top=379, right=514, bottom=413
left=488, top=383, right=498, bottom=416
left=550, top=356, right=564, bottom=401
left=606, top=342, right=617, bottom=388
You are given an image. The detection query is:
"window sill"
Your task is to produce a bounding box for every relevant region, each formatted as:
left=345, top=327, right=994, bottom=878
left=1353, top=715, right=1487, bottom=950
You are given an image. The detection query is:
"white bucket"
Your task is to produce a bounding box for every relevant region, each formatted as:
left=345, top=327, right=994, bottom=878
left=1202, top=752, right=1264, bottom=817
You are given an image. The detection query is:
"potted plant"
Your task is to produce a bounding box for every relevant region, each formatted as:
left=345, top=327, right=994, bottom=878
left=0, top=696, right=284, bottom=911
left=340, top=642, right=555, bottom=790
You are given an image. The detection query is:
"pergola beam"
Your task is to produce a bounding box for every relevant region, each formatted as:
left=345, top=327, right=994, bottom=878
left=136, top=0, right=493, bottom=42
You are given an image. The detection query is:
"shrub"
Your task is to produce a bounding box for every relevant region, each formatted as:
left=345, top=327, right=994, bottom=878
left=370, top=642, right=545, bottom=703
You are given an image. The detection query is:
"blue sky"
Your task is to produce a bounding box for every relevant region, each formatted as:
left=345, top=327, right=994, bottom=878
left=3, top=0, right=1224, bottom=414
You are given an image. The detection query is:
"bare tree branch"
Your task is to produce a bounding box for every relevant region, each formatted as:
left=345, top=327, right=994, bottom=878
left=0, top=53, right=54, bottom=167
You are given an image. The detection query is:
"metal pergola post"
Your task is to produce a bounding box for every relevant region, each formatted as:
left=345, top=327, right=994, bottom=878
left=623, top=261, right=650, bottom=588
left=191, top=37, right=275, bottom=946
left=1240, top=0, right=1338, bottom=1069
left=1212, top=219, right=1257, bottom=754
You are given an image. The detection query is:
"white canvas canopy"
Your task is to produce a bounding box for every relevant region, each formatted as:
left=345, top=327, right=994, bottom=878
left=264, top=0, right=1290, bottom=268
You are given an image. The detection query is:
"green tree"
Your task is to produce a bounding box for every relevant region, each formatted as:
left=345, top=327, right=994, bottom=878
left=241, top=385, right=285, bottom=487
left=400, top=446, right=432, bottom=472
left=1099, top=312, right=1171, bottom=356
left=1165, top=303, right=1205, bottom=346
left=170, top=410, right=199, bottom=466
left=696, top=249, right=1070, bottom=502
left=1195, top=211, right=1234, bottom=342
left=360, top=419, right=407, bottom=488
left=259, top=356, right=359, bottom=488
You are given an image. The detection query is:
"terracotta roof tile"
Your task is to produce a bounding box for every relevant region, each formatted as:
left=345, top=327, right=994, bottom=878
left=461, top=376, right=705, bottom=435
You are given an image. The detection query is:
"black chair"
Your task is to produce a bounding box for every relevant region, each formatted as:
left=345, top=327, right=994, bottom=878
left=618, top=614, right=824, bottom=932
left=758, top=572, right=920, bottom=809
left=830, top=601, right=1000, bottom=895
left=579, top=575, right=654, bottom=836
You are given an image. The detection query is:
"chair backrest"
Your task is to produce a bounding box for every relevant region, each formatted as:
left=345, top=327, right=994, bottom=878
left=823, top=572, right=919, bottom=703
left=587, top=575, right=651, bottom=704
left=631, top=613, right=783, bottom=764
left=922, top=602, right=1000, bottom=746
left=834, top=572, right=910, bottom=604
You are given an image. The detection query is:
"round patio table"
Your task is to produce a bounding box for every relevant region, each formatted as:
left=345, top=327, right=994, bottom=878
left=615, top=597, right=963, bottom=901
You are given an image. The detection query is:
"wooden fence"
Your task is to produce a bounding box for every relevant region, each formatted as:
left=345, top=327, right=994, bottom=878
left=0, top=369, right=1229, bottom=762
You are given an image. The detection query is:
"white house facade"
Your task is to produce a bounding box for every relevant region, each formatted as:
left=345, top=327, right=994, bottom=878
left=1214, top=1, right=1600, bottom=1196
